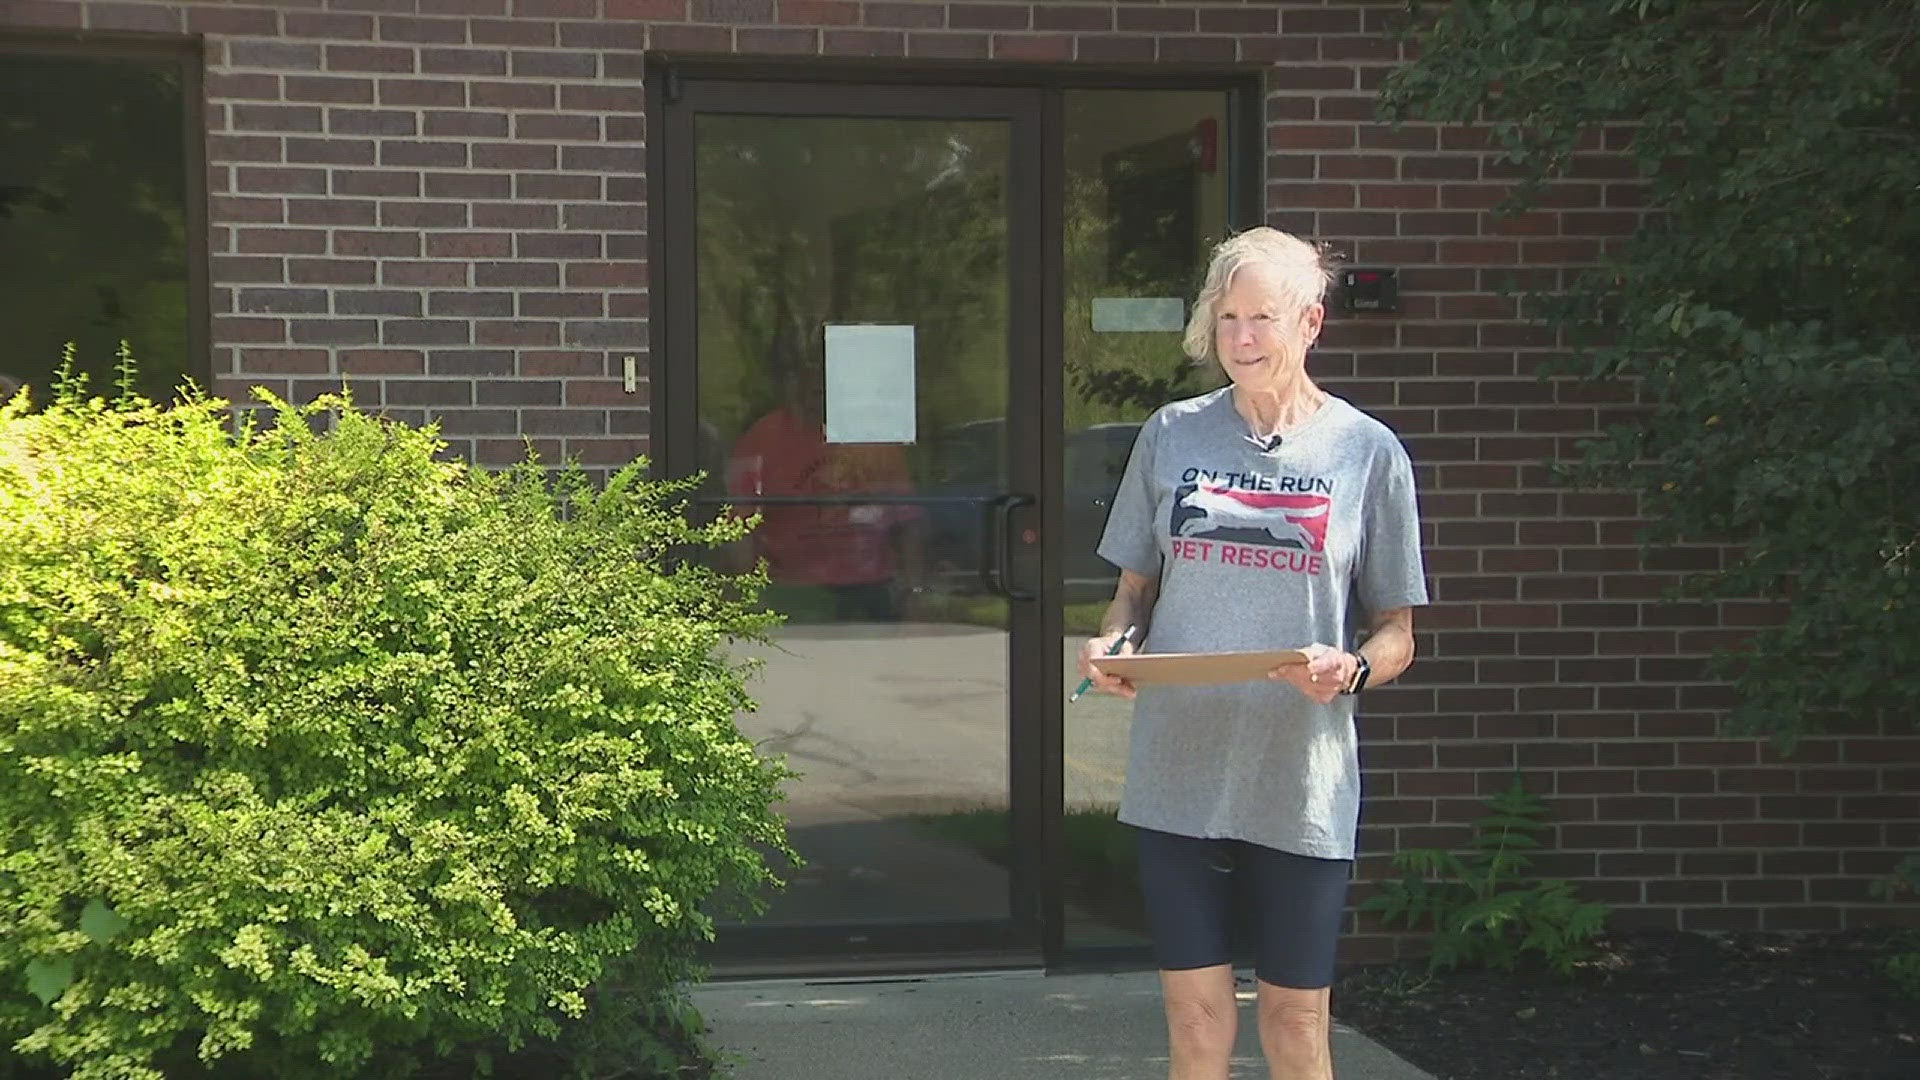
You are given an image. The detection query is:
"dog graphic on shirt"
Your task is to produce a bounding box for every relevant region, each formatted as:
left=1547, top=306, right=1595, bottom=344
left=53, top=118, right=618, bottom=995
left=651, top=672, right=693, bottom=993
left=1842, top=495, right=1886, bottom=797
left=1171, top=482, right=1330, bottom=552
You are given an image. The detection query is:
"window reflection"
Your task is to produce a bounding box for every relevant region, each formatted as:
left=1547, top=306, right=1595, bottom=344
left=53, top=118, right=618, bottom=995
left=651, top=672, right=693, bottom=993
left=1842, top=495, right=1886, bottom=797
left=1062, top=90, right=1233, bottom=949
left=696, top=114, right=1016, bottom=933
left=0, top=48, right=194, bottom=403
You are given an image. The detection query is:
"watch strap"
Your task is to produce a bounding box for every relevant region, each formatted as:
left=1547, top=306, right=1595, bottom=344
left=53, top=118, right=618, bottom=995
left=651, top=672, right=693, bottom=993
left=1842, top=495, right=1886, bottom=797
left=1342, top=653, right=1371, bottom=694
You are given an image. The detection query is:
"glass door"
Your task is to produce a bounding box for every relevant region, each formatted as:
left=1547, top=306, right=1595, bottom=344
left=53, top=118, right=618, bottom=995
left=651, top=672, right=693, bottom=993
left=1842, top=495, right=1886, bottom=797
left=1057, top=89, right=1239, bottom=955
left=659, top=82, right=1047, bottom=960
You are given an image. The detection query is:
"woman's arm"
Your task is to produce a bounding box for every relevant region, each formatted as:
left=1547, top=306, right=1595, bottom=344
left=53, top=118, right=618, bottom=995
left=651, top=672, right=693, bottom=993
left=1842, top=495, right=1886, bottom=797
left=1078, top=569, right=1160, bottom=699
left=1273, top=606, right=1415, bottom=704
left=1099, top=568, right=1160, bottom=640
left=1355, top=605, right=1415, bottom=688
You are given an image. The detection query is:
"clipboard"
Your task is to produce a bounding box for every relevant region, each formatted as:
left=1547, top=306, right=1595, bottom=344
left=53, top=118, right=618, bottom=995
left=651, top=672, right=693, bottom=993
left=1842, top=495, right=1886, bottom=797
left=1090, top=649, right=1310, bottom=686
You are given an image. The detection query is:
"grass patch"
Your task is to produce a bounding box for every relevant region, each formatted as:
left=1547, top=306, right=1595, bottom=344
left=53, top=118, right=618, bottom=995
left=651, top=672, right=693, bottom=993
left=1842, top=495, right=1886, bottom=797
left=909, top=804, right=1144, bottom=932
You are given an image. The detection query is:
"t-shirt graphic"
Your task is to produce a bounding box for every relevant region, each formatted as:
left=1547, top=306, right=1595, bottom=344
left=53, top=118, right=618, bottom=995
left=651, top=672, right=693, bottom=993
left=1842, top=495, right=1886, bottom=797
left=1170, top=481, right=1331, bottom=552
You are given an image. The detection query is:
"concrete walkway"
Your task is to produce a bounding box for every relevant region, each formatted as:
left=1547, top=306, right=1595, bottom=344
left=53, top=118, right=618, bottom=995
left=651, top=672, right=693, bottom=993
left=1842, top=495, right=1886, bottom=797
left=697, top=968, right=1433, bottom=1080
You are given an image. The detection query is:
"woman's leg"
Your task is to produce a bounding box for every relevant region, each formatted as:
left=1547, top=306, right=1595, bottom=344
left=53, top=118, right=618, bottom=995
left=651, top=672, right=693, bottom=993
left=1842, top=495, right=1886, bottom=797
left=1255, top=983, right=1331, bottom=1080
left=1241, top=845, right=1352, bottom=1080
left=1136, top=828, right=1240, bottom=1080
left=1161, top=965, right=1239, bottom=1080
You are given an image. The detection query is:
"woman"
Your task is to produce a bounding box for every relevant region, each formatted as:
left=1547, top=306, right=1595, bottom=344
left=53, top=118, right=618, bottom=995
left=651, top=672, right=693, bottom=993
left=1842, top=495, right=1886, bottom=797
left=1079, top=227, right=1427, bottom=1080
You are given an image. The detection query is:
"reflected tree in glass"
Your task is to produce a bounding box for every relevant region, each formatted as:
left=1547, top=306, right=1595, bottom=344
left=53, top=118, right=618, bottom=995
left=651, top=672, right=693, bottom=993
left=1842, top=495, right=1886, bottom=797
left=694, top=118, right=1009, bottom=483
left=0, top=52, right=191, bottom=402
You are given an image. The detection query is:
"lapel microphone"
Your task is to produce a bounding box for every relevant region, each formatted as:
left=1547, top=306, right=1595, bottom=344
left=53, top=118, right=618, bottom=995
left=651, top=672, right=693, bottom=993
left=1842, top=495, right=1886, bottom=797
left=1246, top=433, right=1284, bottom=454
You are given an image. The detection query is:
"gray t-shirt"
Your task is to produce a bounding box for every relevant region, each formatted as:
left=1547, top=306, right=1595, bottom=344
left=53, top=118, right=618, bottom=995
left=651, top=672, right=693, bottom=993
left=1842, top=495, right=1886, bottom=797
left=1096, top=389, right=1429, bottom=860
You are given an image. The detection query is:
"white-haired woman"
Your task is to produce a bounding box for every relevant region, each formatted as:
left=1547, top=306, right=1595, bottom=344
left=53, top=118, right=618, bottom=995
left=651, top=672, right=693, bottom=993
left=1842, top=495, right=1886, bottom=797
left=1078, top=227, right=1428, bottom=1080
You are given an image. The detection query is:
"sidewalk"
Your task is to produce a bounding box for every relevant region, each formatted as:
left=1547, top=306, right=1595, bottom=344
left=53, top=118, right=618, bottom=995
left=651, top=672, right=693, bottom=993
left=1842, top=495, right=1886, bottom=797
left=696, top=967, right=1433, bottom=1079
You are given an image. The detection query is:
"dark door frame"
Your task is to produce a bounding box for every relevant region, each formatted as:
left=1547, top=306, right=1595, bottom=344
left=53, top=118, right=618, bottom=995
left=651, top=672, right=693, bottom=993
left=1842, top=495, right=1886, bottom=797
left=646, top=60, right=1263, bottom=973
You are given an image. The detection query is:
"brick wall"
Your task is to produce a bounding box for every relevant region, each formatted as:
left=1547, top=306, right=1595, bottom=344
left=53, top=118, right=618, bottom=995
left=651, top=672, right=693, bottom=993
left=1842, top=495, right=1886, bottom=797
left=3, top=0, right=1913, bottom=959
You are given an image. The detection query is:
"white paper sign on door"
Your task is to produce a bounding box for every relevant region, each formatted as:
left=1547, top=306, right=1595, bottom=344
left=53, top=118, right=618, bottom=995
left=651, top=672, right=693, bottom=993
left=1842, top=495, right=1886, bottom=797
left=824, top=324, right=916, bottom=444
left=1091, top=296, right=1186, bottom=332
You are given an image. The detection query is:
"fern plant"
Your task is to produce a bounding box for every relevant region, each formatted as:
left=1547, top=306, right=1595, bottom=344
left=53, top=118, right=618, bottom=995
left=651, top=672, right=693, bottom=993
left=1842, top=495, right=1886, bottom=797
left=1361, top=777, right=1609, bottom=973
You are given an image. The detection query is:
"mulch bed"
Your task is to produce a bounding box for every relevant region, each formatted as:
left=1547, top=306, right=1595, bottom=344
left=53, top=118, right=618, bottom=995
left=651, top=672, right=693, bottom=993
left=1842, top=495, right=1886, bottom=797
left=1333, top=930, right=1919, bottom=1080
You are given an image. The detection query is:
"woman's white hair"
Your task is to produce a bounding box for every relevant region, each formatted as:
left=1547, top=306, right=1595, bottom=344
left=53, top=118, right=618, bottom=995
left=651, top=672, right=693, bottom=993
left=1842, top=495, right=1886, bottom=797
left=1181, top=227, right=1335, bottom=365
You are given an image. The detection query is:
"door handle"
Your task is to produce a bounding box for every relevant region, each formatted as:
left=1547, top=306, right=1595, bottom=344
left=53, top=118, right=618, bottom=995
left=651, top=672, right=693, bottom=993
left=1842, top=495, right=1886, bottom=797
left=981, top=493, right=1036, bottom=601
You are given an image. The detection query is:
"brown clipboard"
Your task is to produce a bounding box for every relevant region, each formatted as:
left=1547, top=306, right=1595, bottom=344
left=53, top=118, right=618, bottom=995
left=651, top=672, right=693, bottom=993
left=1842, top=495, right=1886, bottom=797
left=1090, top=649, right=1310, bottom=686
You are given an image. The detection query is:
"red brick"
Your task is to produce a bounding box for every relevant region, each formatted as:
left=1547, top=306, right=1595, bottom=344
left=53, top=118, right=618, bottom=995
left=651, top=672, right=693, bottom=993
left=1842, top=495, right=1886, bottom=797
left=1157, top=36, right=1234, bottom=63
left=1116, top=5, right=1193, bottom=32
left=823, top=28, right=905, bottom=55
left=1073, top=35, right=1153, bottom=63
left=1196, top=5, right=1274, bottom=33
left=738, top=27, right=820, bottom=53
left=0, top=1, right=83, bottom=28
left=649, top=23, right=732, bottom=50
left=1267, top=126, right=1356, bottom=151
left=230, top=106, right=323, bottom=134
left=992, top=33, right=1072, bottom=61
left=949, top=3, right=1028, bottom=31
left=606, top=0, right=688, bottom=17
left=783, top=0, right=867, bottom=24
left=472, top=18, right=555, bottom=46
left=338, top=349, right=426, bottom=376
left=473, top=81, right=556, bottom=109
left=421, top=48, right=507, bottom=76
left=1322, top=35, right=1400, bottom=62
left=1282, top=8, right=1360, bottom=34
left=187, top=7, right=279, bottom=35
left=1238, top=36, right=1318, bottom=63
left=516, top=0, right=596, bottom=15
left=474, top=321, right=561, bottom=346
left=379, top=15, right=467, bottom=44
left=282, top=12, right=373, bottom=38
left=1033, top=4, right=1107, bottom=31
left=510, top=49, right=599, bottom=77
left=477, top=438, right=562, bottom=465
left=327, top=45, right=417, bottom=73
left=567, top=439, right=649, bottom=466
left=1319, top=98, right=1378, bottom=126
left=559, top=21, right=649, bottom=50
left=379, top=78, right=468, bottom=107
left=693, top=0, right=773, bottom=20
left=1267, top=73, right=1357, bottom=100
left=425, top=233, right=513, bottom=259
left=520, top=352, right=604, bottom=377
left=86, top=2, right=181, bottom=32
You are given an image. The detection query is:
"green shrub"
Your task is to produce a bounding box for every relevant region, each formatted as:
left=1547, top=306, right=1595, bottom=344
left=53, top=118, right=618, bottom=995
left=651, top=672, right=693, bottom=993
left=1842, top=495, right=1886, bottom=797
left=1361, top=778, right=1608, bottom=974
left=0, top=373, right=791, bottom=1079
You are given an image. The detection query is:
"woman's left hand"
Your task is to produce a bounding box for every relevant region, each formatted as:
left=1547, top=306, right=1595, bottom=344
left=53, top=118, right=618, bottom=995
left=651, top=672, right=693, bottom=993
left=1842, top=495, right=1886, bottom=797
left=1269, top=643, right=1356, bottom=705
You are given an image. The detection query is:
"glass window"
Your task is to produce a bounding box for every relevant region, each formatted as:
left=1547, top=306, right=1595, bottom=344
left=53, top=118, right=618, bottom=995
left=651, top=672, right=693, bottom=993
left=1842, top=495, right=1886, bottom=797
left=1061, top=88, right=1233, bottom=952
left=694, top=113, right=1020, bottom=935
left=0, top=45, right=197, bottom=404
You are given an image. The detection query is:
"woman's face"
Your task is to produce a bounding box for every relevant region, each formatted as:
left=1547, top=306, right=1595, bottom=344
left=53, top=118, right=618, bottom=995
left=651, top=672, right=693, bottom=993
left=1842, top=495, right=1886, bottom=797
left=1212, top=263, right=1323, bottom=395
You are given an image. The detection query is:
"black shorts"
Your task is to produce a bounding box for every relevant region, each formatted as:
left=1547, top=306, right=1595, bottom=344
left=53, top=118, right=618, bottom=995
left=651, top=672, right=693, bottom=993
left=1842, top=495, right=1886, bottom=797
left=1134, top=826, right=1353, bottom=989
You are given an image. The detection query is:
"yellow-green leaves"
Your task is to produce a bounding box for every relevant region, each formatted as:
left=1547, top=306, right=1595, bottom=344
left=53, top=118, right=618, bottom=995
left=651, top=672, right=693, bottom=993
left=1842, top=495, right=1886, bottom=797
left=0, top=374, right=791, bottom=1077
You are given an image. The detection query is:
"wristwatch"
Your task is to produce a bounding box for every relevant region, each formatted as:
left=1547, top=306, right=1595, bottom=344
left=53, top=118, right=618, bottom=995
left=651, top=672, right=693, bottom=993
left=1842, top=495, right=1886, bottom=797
left=1341, top=653, right=1371, bottom=695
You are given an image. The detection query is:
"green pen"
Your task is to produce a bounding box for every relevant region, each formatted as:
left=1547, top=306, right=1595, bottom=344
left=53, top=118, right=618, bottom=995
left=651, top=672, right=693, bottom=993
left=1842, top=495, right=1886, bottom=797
left=1069, top=624, right=1136, bottom=703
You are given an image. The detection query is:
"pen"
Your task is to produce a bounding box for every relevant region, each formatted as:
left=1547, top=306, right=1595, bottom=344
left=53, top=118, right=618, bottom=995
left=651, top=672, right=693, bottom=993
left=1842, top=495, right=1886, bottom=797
left=1069, top=624, right=1137, bottom=704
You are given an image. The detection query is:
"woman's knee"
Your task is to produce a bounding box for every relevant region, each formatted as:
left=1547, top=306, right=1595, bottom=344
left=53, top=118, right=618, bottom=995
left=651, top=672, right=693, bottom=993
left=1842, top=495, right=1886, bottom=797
left=1162, top=975, right=1237, bottom=1058
left=1256, top=988, right=1329, bottom=1063
left=1165, top=991, right=1234, bottom=1041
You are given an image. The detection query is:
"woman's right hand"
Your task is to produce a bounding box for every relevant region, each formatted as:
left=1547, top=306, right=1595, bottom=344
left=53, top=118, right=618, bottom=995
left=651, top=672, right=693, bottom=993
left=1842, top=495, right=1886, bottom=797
left=1078, top=631, right=1138, bottom=700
